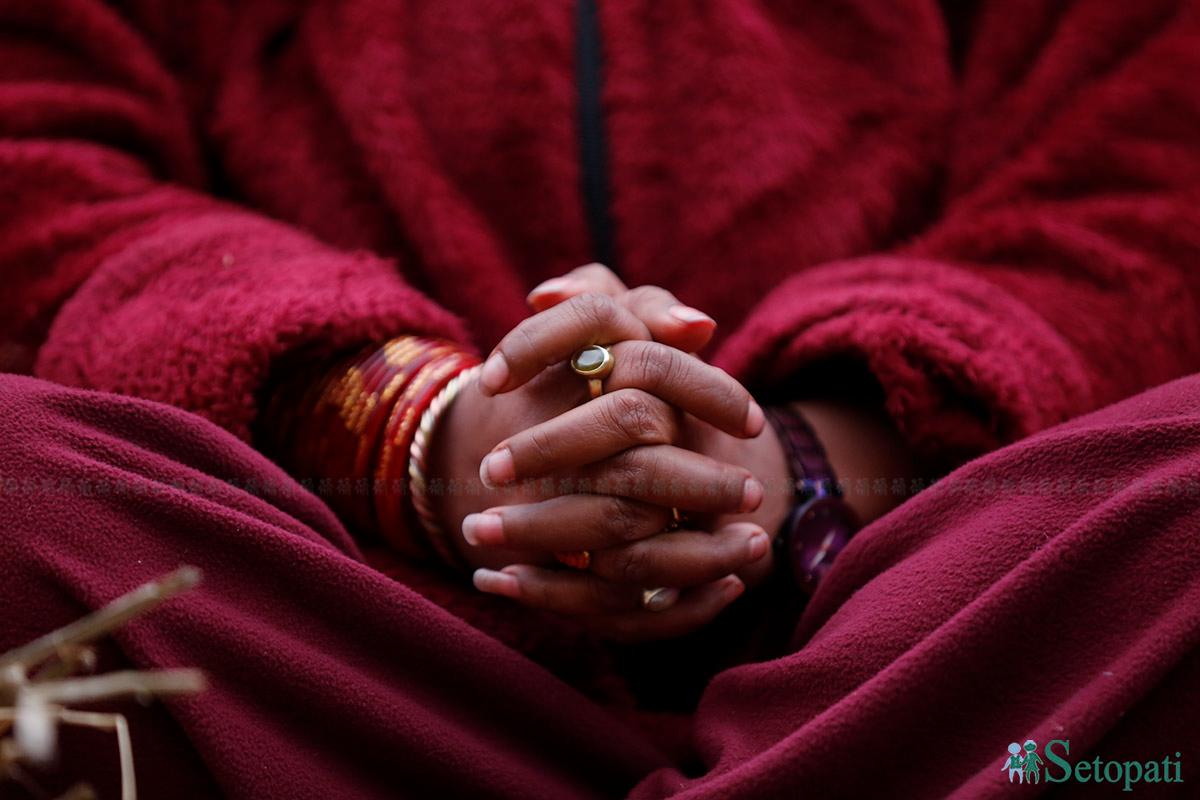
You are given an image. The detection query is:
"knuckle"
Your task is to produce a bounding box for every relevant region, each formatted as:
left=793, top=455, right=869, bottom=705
left=611, top=545, right=652, bottom=584
left=604, top=498, right=656, bottom=542
left=604, top=390, right=668, bottom=445
left=605, top=449, right=651, bottom=494
left=523, top=426, right=557, bottom=464
left=571, top=292, right=619, bottom=328
left=505, top=323, right=542, bottom=366
left=629, top=501, right=665, bottom=537
left=626, top=342, right=671, bottom=387
left=718, top=373, right=749, bottom=414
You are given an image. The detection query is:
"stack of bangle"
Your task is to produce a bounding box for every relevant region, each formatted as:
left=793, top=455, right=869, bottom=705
left=765, top=405, right=860, bottom=597
left=265, top=335, right=479, bottom=567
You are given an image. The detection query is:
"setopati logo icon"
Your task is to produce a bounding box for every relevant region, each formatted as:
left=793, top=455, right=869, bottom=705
left=1003, top=740, right=1045, bottom=784
left=1002, top=739, right=1184, bottom=791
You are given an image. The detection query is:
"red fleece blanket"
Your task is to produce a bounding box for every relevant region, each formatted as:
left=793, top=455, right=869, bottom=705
left=2, top=368, right=1197, bottom=797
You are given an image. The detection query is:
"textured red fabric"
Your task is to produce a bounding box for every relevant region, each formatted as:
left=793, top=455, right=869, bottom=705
left=3, top=369, right=1198, bottom=796
left=3, top=0, right=1200, bottom=795
left=0, top=375, right=660, bottom=799
left=4, top=1, right=1200, bottom=460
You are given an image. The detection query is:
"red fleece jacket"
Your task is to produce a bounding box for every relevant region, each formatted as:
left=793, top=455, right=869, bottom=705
left=4, top=0, right=1200, bottom=463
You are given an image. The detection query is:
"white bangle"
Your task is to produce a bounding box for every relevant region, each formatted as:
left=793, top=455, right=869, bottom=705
left=408, top=364, right=481, bottom=568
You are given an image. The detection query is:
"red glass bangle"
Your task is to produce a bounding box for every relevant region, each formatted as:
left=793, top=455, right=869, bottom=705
left=263, top=336, right=478, bottom=567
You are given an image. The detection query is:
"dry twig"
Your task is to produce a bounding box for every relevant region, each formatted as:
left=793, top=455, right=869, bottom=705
left=0, top=566, right=206, bottom=799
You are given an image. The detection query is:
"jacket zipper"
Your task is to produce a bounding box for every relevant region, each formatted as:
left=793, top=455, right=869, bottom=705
left=575, top=0, right=619, bottom=273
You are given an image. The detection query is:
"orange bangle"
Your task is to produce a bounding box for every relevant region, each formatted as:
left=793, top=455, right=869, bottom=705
left=262, top=336, right=478, bottom=564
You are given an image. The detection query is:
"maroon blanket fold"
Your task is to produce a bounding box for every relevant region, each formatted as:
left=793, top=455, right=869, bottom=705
left=2, top=372, right=1197, bottom=797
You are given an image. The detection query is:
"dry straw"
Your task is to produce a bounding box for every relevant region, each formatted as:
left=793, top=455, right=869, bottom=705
left=0, top=566, right=207, bottom=799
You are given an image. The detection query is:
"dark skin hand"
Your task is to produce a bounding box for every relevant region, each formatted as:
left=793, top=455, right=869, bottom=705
left=427, top=271, right=777, bottom=639
left=518, top=264, right=922, bottom=529
left=427, top=264, right=921, bottom=641
left=528, top=266, right=925, bottom=524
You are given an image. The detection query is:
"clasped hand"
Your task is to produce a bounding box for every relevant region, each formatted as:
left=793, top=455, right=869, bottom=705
left=428, top=265, right=790, bottom=642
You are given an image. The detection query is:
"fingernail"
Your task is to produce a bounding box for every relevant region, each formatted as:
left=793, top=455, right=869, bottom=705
left=527, top=277, right=573, bottom=301
left=744, top=400, right=765, bottom=437
left=741, top=477, right=764, bottom=513
left=479, top=448, right=515, bottom=488
left=479, top=352, right=509, bottom=395
left=644, top=587, right=679, bottom=612
left=667, top=305, right=715, bottom=326
left=462, top=512, right=504, bottom=546
left=747, top=530, right=769, bottom=561
left=473, top=568, right=521, bottom=598
left=722, top=575, right=746, bottom=601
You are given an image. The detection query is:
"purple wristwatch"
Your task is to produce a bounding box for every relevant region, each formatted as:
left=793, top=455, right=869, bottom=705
left=765, top=406, right=860, bottom=597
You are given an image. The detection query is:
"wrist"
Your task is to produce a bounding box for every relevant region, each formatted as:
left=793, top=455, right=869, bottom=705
left=259, top=336, right=479, bottom=563
left=791, top=399, right=924, bottom=524
left=426, top=375, right=547, bottom=570
left=425, top=373, right=488, bottom=562
left=764, top=396, right=930, bottom=596
left=764, top=403, right=861, bottom=596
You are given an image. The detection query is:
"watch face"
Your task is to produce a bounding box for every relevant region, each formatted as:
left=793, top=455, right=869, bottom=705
left=788, top=497, right=857, bottom=595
